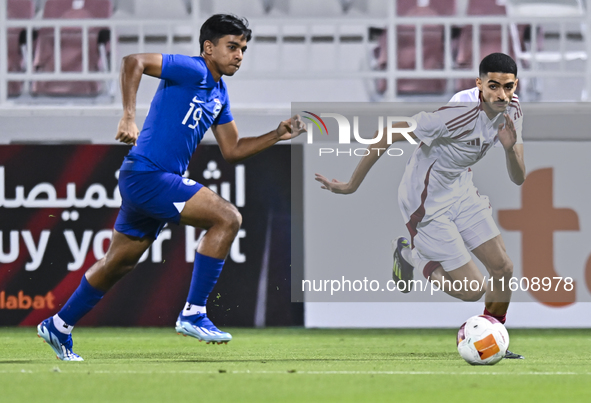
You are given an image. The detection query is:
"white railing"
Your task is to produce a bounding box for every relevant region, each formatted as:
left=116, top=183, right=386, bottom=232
left=1, top=0, right=591, bottom=104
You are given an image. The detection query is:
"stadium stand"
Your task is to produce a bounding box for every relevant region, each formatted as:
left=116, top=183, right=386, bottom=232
left=506, top=0, right=585, bottom=17
left=199, top=0, right=287, bottom=17
left=1, top=0, right=590, bottom=106
left=373, top=0, right=453, bottom=96
left=31, top=0, right=112, bottom=96
left=454, top=0, right=513, bottom=91
left=398, top=0, right=456, bottom=16
left=506, top=0, right=587, bottom=66
left=126, top=0, right=189, bottom=19
left=6, top=0, right=35, bottom=97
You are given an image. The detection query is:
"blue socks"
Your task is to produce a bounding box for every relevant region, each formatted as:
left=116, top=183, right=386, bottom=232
left=186, top=252, right=225, bottom=307
left=57, top=275, right=105, bottom=327
left=53, top=253, right=223, bottom=329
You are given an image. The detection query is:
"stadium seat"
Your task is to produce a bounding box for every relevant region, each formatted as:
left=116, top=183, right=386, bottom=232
left=505, top=0, right=585, bottom=17
left=7, top=0, right=35, bottom=97
left=31, top=0, right=112, bottom=96
left=197, top=0, right=291, bottom=17
left=397, top=0, right=456, bottom=16
left=373, top=0, right=448, bottom=96
left=505, top=0, right=587, bottom=99
left=505, top=0, right=586, bottom=64
left=454, top=0, right=514, bottom=90
left=289, top=0, right=346, bottom=16
left=130, top=0, right=189, bottom=19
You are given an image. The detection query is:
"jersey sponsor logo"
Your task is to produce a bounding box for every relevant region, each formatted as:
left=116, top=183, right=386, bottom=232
left=213, top=98, right=222, bottom=119
left=183, top=178, right=197, bottom=186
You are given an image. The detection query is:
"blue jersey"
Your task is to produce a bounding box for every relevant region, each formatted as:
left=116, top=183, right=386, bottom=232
left=122, top=54, right=233, bottom=175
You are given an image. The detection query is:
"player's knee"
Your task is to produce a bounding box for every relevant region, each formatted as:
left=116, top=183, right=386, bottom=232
left=489, top=257, right=513, bottom=279
left=232, top=210, right=243, bottom=234
left=234, top=209, right=243, bottom=228
left=221, top=207, right=242, bottom=235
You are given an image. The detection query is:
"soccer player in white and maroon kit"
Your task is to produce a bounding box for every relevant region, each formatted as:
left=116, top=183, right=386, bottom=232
left=316, top=53, right=525, bottom=359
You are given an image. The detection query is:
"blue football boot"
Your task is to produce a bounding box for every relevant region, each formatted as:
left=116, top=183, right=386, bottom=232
left=175, top=312, right=232, bottom=344
left=37, top=317, right=83, bottom=361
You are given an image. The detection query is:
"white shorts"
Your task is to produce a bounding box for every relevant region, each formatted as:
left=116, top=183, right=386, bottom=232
left=410, top=187, right=500, bottom=272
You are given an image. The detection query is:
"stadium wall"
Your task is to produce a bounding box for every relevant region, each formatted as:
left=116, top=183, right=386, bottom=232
left=1, top=103, right=591, bottom=144
left=0, top=143, right=301, bottom=327
left=303, top=140, right=591, bottom=328
left=1, top=104, right=590, bottom=328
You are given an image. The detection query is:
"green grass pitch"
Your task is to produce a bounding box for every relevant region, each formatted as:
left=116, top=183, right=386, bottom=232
left=1, top=327, right=590, bottom=402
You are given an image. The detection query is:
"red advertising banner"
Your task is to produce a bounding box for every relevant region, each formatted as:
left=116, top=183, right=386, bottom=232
left=0, top=145, right=299, bottom=327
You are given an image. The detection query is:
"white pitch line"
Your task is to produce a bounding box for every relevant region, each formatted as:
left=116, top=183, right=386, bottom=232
left=0, top=369, right=589, bottom=376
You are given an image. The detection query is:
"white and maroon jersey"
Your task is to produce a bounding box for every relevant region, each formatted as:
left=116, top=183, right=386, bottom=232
left=398, top=87, right=523, bottom=234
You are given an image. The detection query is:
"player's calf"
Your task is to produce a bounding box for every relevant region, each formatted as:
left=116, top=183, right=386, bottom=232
left=85, top=231, right=153, bottom=291
left=429, top=265, right=486, bottom=302
left=459, top=287, right=486, bottom=302
left=88, top=257, right=137, bottom=289
left=486, top=258, right=513, bottom=298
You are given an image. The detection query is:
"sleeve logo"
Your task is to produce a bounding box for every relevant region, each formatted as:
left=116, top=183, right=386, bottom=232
left=213, top=99, right=222, bottom=119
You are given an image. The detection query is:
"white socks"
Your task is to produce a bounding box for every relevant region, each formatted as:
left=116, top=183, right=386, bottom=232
left=401, top=248, right=415, bottom=267
left=53, top=314, right=73, bottom=335
left=183, top=302, right=206, bottom=316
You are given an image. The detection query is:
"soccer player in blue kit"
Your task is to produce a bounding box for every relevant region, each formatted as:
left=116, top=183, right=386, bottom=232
left=37, top=14, right=306, bottom=361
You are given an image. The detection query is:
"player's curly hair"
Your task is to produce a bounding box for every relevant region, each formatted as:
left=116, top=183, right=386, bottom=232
left=479, top=53, right=518, bottom=77
left=199, top=14, right=252, bottom=53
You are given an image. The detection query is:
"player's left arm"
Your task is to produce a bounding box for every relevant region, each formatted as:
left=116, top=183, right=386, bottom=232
left=212, top=115, right=306, bottom=164
left=498, top=113, right=526, bottom=185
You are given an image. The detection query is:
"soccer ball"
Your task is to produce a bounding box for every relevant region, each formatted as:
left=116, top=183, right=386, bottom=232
left=457, top=315, right=510, bottom=365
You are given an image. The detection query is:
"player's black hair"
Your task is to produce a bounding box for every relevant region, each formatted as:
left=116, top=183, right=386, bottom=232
left=199, top=14, right=252, bottom=53
left=479, top=53, right=518, bottom=77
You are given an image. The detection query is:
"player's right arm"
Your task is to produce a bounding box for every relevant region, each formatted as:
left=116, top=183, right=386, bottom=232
left=315, top=122, right=416, bottom=194
left=116, top=53, right=163, bottom=146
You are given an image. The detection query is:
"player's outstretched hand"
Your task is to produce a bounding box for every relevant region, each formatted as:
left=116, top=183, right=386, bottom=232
left=315, top=173, right=354, bottom=194
left=498, top=113, right=517, bottom=151
left=276, top=114, right=307, bottom=141
left=116, top=116, right=140, bottom=146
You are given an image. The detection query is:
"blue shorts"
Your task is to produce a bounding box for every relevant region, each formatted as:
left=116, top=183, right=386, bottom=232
left=114, top=170, right=203, bottom=239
